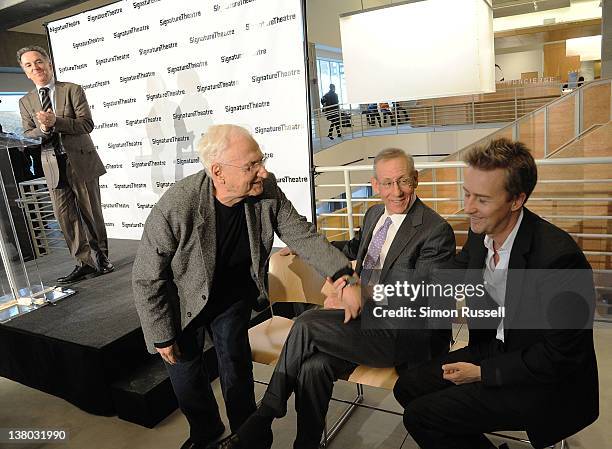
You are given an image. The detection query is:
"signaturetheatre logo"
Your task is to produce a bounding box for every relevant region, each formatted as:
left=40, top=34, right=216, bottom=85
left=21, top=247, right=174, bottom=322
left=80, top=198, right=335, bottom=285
left=120, top=72, right=155, bottom=84
left=114, top=25, right=149, bottom=39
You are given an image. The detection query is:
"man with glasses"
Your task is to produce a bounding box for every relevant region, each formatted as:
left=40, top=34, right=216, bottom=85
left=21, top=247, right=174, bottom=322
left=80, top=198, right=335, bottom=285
left=213, top=148, right=455, bottom=449
left=133, top=124, right=359, bottom=449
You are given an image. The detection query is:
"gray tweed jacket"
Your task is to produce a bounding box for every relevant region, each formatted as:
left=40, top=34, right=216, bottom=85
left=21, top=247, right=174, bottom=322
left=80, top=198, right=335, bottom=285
left=132, top=171, right=349, bottom=353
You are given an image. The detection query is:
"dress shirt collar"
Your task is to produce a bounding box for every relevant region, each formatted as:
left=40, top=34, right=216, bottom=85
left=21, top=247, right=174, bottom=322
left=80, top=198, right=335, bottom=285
left=484, top=209, right=524, bottom=256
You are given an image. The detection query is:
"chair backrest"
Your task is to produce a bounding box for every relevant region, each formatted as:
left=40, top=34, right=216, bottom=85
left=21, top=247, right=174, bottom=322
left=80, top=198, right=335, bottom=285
left=268, top=252, right=326, bottom=306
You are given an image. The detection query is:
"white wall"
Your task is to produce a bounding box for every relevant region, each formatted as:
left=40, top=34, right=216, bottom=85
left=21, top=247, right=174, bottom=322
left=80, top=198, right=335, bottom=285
left=495, top=49, right=544, bottom=80
left=307, top=0, right=388, bottom=48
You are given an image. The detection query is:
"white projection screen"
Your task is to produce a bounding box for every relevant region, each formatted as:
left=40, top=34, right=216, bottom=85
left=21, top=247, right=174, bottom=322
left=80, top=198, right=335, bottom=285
left=339, top=0, right=495, bottom=103
left=47, top=0, right=312, bottom=240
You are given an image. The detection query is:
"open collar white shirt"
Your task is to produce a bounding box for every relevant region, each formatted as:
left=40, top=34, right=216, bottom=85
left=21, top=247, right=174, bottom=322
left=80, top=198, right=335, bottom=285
left=483, top=209, right=524, bottom=342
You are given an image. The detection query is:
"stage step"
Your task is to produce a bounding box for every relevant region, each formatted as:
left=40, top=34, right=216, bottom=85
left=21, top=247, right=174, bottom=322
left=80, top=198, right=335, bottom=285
left=111, top=344, right=219, bottom=428
left=111, top=356, right=178, bottom=428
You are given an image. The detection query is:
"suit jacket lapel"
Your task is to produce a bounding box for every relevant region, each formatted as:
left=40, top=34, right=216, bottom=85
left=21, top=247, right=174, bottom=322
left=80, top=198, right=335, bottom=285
left=244, top=197, right=262, bottom=276
left=196, top=175, right=216, bottom=293
left=26, top=89, right=42, bottom=114
left=379, top=198, right=422, bottom=282
left=467, top=233, right=487, bottom=269
left=356, top=205, right=384, bottom=274
left=54, top=82, right=66, bottom=116
left=504, top=208, right=534, bottom=335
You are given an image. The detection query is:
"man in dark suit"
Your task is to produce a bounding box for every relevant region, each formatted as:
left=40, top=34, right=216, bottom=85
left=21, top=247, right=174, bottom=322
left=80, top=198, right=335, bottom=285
left=321, top=84, right=341, bottom=140
left=214, top=148, right=456, bottom=449
left=17, top=45, right=113, bottom=283
left=393, top=138, right=598, bottom=449
left=133, top=125, right=358, bottom=449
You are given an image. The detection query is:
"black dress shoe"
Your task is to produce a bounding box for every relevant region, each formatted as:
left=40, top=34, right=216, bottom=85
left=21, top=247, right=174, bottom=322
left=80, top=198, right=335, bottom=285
left=57, top=265, right=98, bottom=284
left=96, top=255, right=115, bottom=275
left=206, top=434, right=241, bottom=449
left=182, top=422, right=225, bottom=449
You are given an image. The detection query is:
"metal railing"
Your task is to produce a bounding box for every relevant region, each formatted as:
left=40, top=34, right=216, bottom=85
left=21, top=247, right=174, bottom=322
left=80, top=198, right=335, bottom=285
left=315, top=157, right=612, bottom=239
left=448, top=78, right=612, bottom=161
left=312, top=82, right=564, bottom=150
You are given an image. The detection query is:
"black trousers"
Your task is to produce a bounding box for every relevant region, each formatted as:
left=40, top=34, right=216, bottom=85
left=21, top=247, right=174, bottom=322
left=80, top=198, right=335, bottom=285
left=164, top=299, right=256, bottom=444
left=261, top=309, right=442, bottom=449
left=326, top=113, right=341, bottom=137
left=393, top=343, right=540, bottom=449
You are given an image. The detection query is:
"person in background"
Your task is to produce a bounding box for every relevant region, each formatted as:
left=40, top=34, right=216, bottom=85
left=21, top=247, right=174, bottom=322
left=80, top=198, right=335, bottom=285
left=321, top=84, right=342, bottom=140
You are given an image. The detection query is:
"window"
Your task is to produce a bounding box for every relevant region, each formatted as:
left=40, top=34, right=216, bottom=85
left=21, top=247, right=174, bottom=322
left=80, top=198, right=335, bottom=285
left=317, top=58, right=349, bottom=109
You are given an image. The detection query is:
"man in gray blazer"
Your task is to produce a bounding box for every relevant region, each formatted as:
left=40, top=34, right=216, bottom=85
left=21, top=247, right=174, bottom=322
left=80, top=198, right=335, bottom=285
left=214, top=148, right=456, bottom=449
left=18, top=45, right=112, bottom=283
left=132, top=125, right=358, bottom=449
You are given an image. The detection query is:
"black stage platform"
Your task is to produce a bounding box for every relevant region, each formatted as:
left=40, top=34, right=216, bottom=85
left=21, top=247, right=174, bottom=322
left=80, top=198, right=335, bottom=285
left=0, top=239, right=160, bottom=416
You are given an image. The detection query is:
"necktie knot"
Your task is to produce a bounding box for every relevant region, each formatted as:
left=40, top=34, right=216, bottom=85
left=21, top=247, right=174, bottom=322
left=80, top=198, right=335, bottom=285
left=39, top=87, right=49, bottom=95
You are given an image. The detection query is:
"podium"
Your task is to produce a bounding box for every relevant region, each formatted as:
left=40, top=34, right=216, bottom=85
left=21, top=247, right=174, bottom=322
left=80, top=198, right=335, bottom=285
left=0, top=132, right=74, bottom=322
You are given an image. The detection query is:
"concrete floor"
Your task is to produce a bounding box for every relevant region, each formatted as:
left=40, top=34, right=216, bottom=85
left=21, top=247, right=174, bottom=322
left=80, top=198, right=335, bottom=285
left=1, top=322, right=610, bottom=449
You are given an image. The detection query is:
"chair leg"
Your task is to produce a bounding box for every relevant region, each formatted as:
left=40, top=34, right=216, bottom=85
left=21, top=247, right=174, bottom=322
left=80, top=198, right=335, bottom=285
left=319, top=383, right=364, bottom=448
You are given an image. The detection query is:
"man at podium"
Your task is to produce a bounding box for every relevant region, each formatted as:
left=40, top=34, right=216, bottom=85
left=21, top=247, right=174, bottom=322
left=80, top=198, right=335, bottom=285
left=17, top=45, right=113, bottom=283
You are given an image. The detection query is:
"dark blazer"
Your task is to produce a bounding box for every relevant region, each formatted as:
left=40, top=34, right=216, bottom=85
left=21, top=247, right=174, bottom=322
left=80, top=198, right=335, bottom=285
left=335, top=198, right=456, bottom=354
left=19, top=81, right=106, bottom=188
left=455, top=207, right=598, bottom=447
left=133, top=171, right=350, bottom=353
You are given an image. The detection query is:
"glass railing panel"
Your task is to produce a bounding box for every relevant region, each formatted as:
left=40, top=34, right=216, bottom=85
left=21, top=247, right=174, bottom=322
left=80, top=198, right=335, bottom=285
left=416, top=170, right=434, bottom=200
left=518, top=109, right=546, bottom=158
left=546, top=92, right=576, bottom=156
left=582, top=82, right=612, bottom=131
left=427, top=167, right=462, bottom=216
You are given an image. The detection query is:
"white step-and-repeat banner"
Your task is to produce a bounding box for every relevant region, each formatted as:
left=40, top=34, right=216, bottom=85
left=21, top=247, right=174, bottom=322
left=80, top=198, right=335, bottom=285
left=47, top=0, right=312, bottom=240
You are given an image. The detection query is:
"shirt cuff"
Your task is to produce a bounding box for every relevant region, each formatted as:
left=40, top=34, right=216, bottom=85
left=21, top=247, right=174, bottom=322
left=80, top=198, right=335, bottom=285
left=331, top=266, right=355, bottom=282
left=154, top=338, right=175, bottom=349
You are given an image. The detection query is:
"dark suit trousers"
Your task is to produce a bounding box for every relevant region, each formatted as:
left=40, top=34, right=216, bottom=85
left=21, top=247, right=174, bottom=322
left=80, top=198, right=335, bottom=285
left=48, top=155, right=107, bottom=267
left=164, top=299, right=256, bottom=443
left=326, top=113, right=341, bottom=137
left=262, top=309, right=438, bottom=449
left=393, top=343, right=540, bottom=449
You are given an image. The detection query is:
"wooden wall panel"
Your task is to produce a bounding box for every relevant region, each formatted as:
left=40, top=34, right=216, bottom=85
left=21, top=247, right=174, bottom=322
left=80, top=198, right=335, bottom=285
left=518, top=110, right=546, bottom=158
left=546, top=95, right=575, bottom=155
left=583, top=83, right=611, bottom=130
left=544, top=42, right=581, bottom=82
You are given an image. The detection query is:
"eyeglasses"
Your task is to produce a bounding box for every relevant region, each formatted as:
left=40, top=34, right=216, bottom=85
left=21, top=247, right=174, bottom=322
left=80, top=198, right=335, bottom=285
left=219, top=156, right=268, bottom=173
left=378, top=177, right=416, bottom=190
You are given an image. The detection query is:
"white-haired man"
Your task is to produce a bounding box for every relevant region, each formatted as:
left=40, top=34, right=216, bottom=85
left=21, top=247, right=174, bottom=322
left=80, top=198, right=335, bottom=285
left=133, top=125, right=358, bottom=449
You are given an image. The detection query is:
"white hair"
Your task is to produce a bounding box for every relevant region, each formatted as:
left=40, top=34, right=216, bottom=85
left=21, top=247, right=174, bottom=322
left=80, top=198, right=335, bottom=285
left=197, top=124, right=256, bottom=173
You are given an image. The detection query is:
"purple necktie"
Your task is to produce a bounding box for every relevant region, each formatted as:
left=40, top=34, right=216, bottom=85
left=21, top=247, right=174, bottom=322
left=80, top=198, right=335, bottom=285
left=361, top=217, right=392, bottom=285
